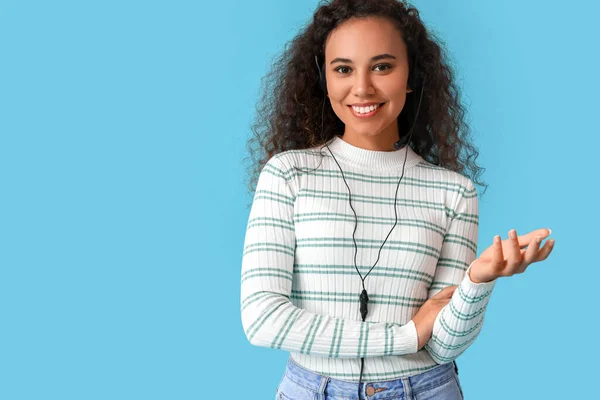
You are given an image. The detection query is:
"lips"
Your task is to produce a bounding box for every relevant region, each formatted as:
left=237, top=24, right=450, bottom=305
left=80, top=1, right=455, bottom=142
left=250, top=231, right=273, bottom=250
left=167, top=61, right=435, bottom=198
left=348, top=102, right=385, bottom=118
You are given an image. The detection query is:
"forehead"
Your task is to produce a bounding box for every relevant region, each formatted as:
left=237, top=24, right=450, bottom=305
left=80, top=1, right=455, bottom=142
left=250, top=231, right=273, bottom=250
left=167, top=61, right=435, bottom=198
left=324, top=16, right=407, bottom=61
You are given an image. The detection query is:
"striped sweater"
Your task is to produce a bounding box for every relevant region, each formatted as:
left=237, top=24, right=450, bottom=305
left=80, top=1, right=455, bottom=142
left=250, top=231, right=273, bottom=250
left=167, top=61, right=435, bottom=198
left=240, top=134, right=497, bottom=381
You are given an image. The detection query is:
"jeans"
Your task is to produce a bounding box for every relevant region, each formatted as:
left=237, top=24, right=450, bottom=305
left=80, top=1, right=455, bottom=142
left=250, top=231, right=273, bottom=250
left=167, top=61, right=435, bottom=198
left=275, top=356, right=465, bottom=400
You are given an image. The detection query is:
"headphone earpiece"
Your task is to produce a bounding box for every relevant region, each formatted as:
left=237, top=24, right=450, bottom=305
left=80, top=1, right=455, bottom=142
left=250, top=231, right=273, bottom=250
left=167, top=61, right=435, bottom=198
left=314, top=55, right=327, bottom=94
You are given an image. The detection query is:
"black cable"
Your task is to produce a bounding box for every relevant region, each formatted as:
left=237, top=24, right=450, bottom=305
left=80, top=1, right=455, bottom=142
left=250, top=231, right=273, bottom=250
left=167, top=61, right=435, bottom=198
left=293, top=55, right=428, bottom=399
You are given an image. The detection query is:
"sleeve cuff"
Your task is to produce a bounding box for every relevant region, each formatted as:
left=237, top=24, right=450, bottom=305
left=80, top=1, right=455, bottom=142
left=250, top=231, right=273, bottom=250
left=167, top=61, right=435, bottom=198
left=464, top=260, right=498, bottom=290
left=402, top=319, right=419, bottom=354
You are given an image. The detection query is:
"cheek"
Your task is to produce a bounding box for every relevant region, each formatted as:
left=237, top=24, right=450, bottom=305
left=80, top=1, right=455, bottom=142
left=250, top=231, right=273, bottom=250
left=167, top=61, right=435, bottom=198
left=327, top=96, right=350, bottom=121
left=387, top=89, right=408, bottom=114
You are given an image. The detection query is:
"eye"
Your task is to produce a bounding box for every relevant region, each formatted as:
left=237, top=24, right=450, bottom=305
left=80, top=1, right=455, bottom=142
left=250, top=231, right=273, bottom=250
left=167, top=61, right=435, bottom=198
left=374, top=63, right=392, bottom=71
left=334, top=66, right=352, bottom=74
left=333, top=64, right=393, bottom=74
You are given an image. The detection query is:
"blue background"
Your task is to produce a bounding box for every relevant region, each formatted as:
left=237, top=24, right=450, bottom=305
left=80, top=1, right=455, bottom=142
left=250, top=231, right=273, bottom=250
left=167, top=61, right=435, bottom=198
left=1, top=0, right=597, bottom=399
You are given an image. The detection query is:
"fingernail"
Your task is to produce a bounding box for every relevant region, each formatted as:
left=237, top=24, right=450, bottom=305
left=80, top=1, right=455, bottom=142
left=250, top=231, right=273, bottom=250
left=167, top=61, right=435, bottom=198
left=549, top=239, right=555, bottom=246
left=548, top=228, right=552, bottom=235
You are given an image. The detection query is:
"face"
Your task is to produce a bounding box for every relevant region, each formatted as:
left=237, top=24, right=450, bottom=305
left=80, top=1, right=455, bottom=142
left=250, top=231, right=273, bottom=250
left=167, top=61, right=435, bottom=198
left=324, top=16, right=412, bottom=146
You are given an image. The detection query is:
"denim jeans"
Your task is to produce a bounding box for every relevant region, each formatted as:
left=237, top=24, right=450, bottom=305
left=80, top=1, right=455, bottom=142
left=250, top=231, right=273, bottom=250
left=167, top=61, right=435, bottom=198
left=275, top=356, right=465, bottom=400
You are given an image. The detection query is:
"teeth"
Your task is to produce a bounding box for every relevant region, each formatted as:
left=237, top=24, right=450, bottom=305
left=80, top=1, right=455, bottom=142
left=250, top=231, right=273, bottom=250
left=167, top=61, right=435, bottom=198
left=352, top=104, right=380, bottom=114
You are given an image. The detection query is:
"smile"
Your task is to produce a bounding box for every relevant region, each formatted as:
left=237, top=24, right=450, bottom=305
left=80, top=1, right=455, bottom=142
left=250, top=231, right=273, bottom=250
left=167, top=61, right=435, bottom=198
left=348, top=103, right=385, bottom=118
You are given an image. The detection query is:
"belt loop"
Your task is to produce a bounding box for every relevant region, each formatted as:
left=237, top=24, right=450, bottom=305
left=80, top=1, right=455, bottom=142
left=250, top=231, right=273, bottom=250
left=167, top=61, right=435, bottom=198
left=316, top=375, right=329, bottom=400
left=400, top=377, right=412, bottom=399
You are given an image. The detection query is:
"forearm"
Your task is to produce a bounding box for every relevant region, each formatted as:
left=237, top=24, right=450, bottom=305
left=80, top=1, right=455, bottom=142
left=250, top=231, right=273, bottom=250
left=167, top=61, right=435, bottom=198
left=424, top=262, right=497, bottom=363
left=242, top=291, right=419, bottom=358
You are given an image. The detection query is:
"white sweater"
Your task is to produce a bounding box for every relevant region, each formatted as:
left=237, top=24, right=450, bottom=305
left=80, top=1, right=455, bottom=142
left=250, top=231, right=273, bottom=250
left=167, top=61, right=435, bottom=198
left=240, top=134, right=498, bottom=381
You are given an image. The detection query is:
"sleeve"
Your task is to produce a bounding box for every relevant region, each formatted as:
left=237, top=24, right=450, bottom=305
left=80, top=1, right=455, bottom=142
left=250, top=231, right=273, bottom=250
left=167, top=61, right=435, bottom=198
left=240, top=155, right=419, bottom=358
left=423, top=179, right=498, bottom=364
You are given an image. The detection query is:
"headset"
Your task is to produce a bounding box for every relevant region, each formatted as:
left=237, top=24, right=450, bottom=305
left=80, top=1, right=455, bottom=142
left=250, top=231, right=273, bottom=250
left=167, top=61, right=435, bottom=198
left=292, top=52, right=456, bottom=399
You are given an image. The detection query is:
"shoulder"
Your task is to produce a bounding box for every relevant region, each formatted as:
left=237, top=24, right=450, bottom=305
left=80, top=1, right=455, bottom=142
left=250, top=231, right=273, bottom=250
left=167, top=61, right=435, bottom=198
left=266, top=146, right=326, bottom=178
left=416, top=160, right=475, bottom=194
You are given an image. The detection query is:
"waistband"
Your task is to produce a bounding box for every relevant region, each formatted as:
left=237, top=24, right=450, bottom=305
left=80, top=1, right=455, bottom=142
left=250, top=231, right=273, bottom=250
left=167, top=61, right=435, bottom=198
left=284, top=356, right=456, bottom=399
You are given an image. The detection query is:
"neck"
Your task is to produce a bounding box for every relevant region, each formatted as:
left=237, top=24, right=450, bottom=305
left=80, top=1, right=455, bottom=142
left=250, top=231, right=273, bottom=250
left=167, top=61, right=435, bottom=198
left=324, top=135, right=421, bottom=171
left=341, top=129, right=403, bottom=152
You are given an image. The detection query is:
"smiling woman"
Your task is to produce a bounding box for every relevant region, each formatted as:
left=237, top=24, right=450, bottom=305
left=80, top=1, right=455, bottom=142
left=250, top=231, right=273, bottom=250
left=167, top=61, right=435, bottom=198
left=241, top=1, right=553, bottom=399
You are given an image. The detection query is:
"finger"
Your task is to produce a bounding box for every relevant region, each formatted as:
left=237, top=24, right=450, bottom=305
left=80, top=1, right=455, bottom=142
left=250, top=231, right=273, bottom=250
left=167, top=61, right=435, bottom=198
left=533, top=238, right=555, bottom=263
left=507, top=229, right=523, bottom=271
left=491, top=235, right=505, bottom=272
left=517, top=228, right=552, bottom=248
left=522, top=235, right=543, bottom=267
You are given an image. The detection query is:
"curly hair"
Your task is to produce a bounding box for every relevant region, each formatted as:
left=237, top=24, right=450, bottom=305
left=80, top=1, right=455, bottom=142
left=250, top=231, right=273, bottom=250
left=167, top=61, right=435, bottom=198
left=243, top=0, right=487, bottom=208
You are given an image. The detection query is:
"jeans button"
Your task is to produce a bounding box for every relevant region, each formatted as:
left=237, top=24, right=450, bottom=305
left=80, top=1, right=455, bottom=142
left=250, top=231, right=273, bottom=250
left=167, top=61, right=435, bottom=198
left=366, top=386, right=375, bottom=396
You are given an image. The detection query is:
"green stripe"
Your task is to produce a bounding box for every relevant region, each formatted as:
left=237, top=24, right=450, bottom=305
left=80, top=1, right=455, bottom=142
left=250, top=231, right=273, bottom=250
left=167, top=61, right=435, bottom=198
left=452, top=213, right=478, bottom=224
left=429, top=323, right=482, bottom=350
left=247, top=216, right=294, bottom=231
left=300, top=315, right=320, bottom=354
left=282, top=164, right=468, bottom=193
left=247, top=301, right=287, bottom=341
left=254, top=192, right=294, bottom=207
left=295, top=238, right=440, bottom=259
left=436, top=258, right=470, bottom=269
left=357, top=323, right=364, bottom=358
left=243, top=242, right=295, bottom=257
left=271, top=309, right=300, bottom=348
left=443, top=233, right=477, bottom=253
left=290, top=295, right=422, bottom=308
left=448, top=300, right=486, bottom=321
left=424, top=329, right=480, bottom=362
left=294, top=213, right=445, bottom=235
left=241, top=267, right=293, bottom=279
left=302, top=361, right=441, bottom=379
left=294, top=264, right=434, bottom=281
left=277, top=308, right=302, bottom=349
left=439, top=312, right=482, bottom=337
left=294, top=268, right=432, bottom=284
left=457, top=284, right=493, bottom=303
left=242, top=272, right=292, bottom=283
left=290, top=290, right=424, bottom=302
left=298, top=188, right=451, bottom=212
left=262, top=162, right=288, bottom=180
left=328, top=319, right=340, bottom=357
left=305, top=315, right=323, bottom=355
left=335, top=320, right=344, bottom=357
left=240, top=291, right=274, bottom=312
left=360, top=322, right=371, bottom=357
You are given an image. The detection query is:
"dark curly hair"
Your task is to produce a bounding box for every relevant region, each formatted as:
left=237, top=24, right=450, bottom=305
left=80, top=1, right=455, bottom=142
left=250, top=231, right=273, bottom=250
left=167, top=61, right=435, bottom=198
left=243, top=0, right=487, bottom=208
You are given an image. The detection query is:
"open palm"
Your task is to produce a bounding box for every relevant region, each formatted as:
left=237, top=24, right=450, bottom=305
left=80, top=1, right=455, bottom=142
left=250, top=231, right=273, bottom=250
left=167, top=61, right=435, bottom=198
left=474, top=228, right=554, bottom=280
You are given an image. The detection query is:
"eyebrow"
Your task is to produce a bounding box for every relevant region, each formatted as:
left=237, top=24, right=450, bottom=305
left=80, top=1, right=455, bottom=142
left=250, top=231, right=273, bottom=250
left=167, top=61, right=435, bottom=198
left=329, top=53, right=397, bottom=65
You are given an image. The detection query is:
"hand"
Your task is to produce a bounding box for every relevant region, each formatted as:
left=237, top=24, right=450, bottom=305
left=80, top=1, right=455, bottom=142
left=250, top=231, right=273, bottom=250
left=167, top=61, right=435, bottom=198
left=469, top=228, right=555, bottom=283
left=413, top=285, right=457, bottom=350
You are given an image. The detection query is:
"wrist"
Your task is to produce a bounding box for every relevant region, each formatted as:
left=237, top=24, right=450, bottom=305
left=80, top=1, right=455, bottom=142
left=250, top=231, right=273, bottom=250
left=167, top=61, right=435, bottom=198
left=468, top=260, right=496, bottom=284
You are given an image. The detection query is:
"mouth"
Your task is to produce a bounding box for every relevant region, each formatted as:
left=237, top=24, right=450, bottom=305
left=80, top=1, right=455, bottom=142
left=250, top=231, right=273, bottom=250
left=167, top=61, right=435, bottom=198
left=348, top=102, right=386, bottom=118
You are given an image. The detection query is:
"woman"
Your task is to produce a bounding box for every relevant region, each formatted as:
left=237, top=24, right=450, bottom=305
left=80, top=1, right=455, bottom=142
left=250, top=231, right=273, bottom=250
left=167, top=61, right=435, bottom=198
left=241, top=1, right=554, bottom=399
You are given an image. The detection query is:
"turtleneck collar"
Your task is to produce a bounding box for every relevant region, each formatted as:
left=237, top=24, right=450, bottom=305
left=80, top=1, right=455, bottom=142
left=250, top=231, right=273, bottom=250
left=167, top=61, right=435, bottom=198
left=323, top=135, right=422, bottom=172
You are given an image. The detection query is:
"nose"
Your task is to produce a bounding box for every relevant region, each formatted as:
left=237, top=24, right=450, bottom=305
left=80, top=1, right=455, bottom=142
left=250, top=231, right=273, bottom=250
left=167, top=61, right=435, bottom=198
left=353, top=68, right=375, bottom=97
